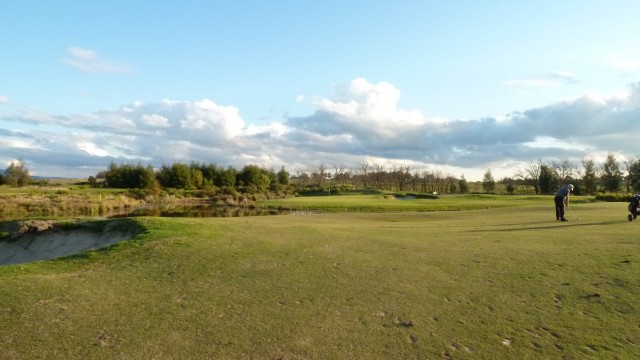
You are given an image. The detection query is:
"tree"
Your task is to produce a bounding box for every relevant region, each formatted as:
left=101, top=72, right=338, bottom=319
left=357, top=161, right=370, bottom=188
left=458, top=175, right=469, bottom=194
left=371, top=162, right=386, bottom=190
left=392, top=165, right=411, bottom=191
left=332, top=163, right=346, bottom=186
left=217, top=166, right=237, bottom=188
left=482, top=169, right=496, bottom=193
left=277, top=166, right=289, bottom=185
left=140, top=165, right=161, bottom=196
left=156, top=163, right=193, bottom=189
left=538, top=164, right=559, bottom=194
left=3, top=159, right=30, bottom=187
left=237, top=165, right=270, bottom=193
left=625, top=155, right=640, bottom=193
left=551, top=159, right=576, bottom=184
left=602, top=152, right=623, bottom=192
left=314, top=163, right=328, bottom=187
left=581, top=156, right=598, bottom=195
left=514, top=159, right=542, bottom=194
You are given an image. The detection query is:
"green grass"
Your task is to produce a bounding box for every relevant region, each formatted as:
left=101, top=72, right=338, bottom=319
left=260, top=193, right=596, bottom=212
left=0, top=199, right=639, bottom=359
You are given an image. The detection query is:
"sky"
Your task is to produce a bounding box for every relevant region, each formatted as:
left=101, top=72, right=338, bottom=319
left=1, top=1, right=640, bottom=181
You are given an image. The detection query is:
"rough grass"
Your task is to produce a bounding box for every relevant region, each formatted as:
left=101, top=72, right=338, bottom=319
left=0, top=200, right=639, bottom=359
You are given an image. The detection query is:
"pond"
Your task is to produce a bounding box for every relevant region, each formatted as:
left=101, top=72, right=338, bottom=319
left=108, top=204, right=317, bottom=218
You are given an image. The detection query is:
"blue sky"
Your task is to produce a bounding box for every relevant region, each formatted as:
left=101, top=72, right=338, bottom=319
left=1, top=1, right=640, bottom=180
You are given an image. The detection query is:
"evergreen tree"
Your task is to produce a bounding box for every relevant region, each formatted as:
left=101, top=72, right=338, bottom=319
left=581, top=157, right=598, bottom=194
left=277, top=166, right=290, bottom=185
left=482, top=169, right=496, bottom=193
left=457, top=175, right=469, bottom=194
left=538, top=165, right=559, bottom=194
left=602, top=152, right=622, bottom=192
left=140, top=165, right=160, bottom=195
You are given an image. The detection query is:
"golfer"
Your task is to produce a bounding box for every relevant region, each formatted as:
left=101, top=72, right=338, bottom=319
left=555, top=184, right=574, bottom=221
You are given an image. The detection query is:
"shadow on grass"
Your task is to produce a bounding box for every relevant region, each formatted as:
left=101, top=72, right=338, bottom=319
left=469, top=219, right=626, bottom=232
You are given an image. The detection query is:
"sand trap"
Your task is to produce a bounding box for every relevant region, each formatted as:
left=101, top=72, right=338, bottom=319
left=0, top=219, right=141, bottom=266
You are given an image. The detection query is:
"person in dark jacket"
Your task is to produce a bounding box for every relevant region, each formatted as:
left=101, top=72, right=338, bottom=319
left=555, top=184, right=574, bottom=221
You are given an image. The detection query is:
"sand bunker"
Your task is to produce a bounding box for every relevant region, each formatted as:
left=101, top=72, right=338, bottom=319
left=0, top=219, right=141, bottom=266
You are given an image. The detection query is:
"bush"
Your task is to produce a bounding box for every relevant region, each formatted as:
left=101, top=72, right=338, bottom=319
left=595, top=193, right=633, bottom=202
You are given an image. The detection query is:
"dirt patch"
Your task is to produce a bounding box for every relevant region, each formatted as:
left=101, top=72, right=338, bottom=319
left=0, top=219, right=142, bottom=266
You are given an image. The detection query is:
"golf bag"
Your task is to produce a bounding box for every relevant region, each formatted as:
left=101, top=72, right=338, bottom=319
left=628, top=194, right=640, bottom=221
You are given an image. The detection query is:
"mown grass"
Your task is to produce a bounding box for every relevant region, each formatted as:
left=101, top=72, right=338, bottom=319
left=260, top=193, right=596, bottom=212
left=0, top=198, right=638, bottom=359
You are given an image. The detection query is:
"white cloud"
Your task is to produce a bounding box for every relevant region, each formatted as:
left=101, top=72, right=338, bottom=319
left=523, top=136, right=590, bottom=151
left=301, top=78, right=431, bottom=142
left=181, top=99, right=245, bottom=137
left=0, top=95, right=8, bottom=104
left=245, top=122, right=288, bottom=137
left=77, top=142, right=109, bottom=157
left=3, top=78, right=640, bottom=180
left=2, top=138, right=42, bottom=150
left=505, top=71, right=578, bottom=89
left=61, top=46, right=133, bottom=74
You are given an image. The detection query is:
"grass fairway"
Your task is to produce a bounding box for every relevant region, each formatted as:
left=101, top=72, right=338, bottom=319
left=1, top=200, right=639, bottom=359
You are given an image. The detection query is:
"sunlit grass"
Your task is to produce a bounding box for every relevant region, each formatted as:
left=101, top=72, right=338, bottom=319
left=259, top=193, right=595, bottom=212
left=0, top=200, right=638, bottom=359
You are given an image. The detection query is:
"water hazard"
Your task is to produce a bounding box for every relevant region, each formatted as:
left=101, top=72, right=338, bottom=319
left=109, top=204, right=318, bottom=218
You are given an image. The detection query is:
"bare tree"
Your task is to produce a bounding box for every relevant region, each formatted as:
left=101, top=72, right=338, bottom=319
left=551, top=158, right=576, bottom=183
left=371, top=162, right=386, bottom=190
left=391, top=164, right=411, bottom=191
left=312, top=163, right=328, bottom=187
left=420, top=170, right=431, bottom=193
left=514, top=159, right=542, bottom=194
left=357, top=161, right=370, bottom=188
left=433, top=170, right=447, bottom=193
left=333, top=163, right=347, bottom=186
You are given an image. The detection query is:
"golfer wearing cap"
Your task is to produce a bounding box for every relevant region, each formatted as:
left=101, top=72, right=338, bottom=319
left=555, top=184, right=574, bottom=221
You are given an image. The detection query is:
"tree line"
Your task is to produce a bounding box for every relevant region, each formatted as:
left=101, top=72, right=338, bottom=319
left=92, top=162, right=292, bottom=196
left=4, top=153, right=640, bottom=196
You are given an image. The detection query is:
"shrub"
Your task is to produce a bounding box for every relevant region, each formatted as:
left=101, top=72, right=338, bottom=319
left=595, top=193, right=633, bottom=202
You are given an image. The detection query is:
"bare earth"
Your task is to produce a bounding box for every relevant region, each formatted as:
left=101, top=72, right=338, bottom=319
left=0, top=220, right=137, bottom=266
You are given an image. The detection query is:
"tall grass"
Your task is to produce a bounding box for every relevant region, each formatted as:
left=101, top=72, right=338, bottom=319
left=0, top=200, right=638, bottom=358
left=0, top=191, right=143, bottom=219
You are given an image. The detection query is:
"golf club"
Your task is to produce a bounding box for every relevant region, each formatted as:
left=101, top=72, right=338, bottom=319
left=567, top=205, right=581, bottom=220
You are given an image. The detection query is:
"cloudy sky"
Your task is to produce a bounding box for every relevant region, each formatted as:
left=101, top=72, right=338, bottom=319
left=1, top=1, right=640, bottom=181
